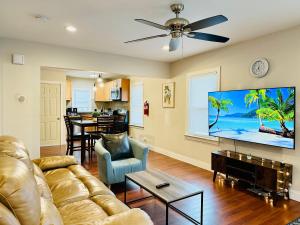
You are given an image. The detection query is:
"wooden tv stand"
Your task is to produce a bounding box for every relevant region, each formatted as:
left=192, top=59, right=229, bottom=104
left=211, top=150, right=292, bottom=204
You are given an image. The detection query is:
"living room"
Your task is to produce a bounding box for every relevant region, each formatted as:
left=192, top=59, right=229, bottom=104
left=1, top=1, right=300, bottom=225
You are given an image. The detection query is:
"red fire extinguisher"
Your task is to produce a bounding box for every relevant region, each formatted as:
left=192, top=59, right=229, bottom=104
left=144, top=101, right=149, bottom=116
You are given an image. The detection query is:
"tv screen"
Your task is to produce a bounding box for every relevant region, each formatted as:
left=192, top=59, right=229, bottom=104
left=208, top=87, right=295, bottom=149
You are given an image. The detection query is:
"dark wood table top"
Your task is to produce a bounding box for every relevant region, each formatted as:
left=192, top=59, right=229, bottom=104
left=71, top=119, right=97, bottom=127
left=126, top=169, right=202, bottom=203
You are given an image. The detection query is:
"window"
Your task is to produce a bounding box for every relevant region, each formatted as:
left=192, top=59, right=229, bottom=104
left=130, top=81, right=143, bottom=127
left=72, top=88, right=92, bottom=112
left=186, top=68, right=220, bottom=139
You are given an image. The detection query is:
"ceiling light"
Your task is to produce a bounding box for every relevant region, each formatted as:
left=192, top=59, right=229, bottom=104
left=97, top=73, right=103, bottom=83
left=65, top=25, right=77, bottom=32
left=162, top=45, right=169, bottom=51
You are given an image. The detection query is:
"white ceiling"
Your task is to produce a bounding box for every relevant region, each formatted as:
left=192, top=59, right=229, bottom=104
left=1, top=0, right=300, bottom=62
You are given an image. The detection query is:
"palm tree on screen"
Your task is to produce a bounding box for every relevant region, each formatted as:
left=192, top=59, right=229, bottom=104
left=256, top=88, right=294, bottom=137
left=209, top=96, right=233, bottom=129
left=244, top=89, right=267, bottom=125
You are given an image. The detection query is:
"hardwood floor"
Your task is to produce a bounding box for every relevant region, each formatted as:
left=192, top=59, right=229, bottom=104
left=41, top=145, right=300, bottom=225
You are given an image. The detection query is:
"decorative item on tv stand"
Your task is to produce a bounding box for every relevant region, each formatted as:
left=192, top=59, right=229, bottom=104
left=213, top=140, right=292, bottom=205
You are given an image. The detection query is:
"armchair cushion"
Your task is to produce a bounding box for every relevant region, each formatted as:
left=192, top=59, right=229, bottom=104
left=102, top=132, right=133, bottom=161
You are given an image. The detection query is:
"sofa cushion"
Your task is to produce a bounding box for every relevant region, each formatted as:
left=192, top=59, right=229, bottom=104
left=0, top=156, right=41, bottom=225
left=102, top=132, right=133, bottom=161
left=38, top=156, right=77, bottom=171
left=0, top=202, right=21, bottom=225
left=40, top=197, right=63, bottom=225
left=0, top=142, right=33, bottom=172
left=58, top=199, right=108, bottom=225
left=68, top=164, right=92, bottom=177
left=44, top=168, right=76, bottom=186
left=49, top=177, right=89, bottom=207
left=0, top=136, right=28, bottom=155
left=92, top=195, right=129, bottom=216
left=101, top=208, right=153, bottom=225
left=33, top=162, right=46, bottom=180
left=79, top=176, right=114, bottom=197
left=34, top=175, right=53, bottom=202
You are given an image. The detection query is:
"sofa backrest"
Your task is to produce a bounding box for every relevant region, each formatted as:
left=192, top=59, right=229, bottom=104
left=0, top=155, right=41, bottom=225
left=0, top=135, right=61, bottom=225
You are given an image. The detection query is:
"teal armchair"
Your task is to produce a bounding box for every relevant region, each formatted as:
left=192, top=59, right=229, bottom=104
left=95, top=138, right=149, bottom=185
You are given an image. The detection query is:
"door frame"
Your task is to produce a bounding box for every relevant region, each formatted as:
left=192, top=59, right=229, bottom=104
left=40, top=80, right=65, bottom=146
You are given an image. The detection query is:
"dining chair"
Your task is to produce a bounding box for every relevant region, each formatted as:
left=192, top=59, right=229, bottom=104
left=113, top=114, right=126, bottom=133
left=89, top=115, right=115, bottom=159
left=64, top=115, right=91, bottom=157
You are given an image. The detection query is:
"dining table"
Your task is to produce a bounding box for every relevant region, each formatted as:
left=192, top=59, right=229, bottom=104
left=71, top=119, right=97, bottom=164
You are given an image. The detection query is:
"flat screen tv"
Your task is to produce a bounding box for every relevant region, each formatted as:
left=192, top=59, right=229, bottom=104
left=208, top=87, right=295, bottom=149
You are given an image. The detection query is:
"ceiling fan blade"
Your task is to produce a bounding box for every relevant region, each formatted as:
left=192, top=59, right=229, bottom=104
left=187, top=32, right=229, bottom=43
left=184, top=15, right=228, bottom=32
left=169, top=38, right=180, bottom=52
left=135, top=19, right=169, bottom=30
left=124, top=34, right=168, bottom=43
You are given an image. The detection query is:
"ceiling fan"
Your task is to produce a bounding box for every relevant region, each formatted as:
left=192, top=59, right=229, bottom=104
left=125, top=4, right=229, bottom=52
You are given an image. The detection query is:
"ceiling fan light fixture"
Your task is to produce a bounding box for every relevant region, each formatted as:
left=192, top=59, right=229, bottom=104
left=125, top=4, right=229, bottom=51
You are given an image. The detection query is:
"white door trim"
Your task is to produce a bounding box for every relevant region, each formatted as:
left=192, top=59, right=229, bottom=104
left=40, top=80, right=65, bottom=146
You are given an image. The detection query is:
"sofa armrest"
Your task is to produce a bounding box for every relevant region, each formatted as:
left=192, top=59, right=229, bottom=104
left=129, top=138, right=149, bottom=170
left=102, top=208, right=153, bottom=225
left=33, top=156, right=77, bottom=171
left=95, top=139, right=113, bottom=184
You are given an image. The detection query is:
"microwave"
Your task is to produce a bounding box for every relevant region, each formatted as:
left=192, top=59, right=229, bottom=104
left=111, top=87, right=121, bottom=100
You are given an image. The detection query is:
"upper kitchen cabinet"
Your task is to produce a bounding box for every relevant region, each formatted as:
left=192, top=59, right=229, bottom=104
left=66, top=79, right=72, bottom=100
left=111, top=79, right=130, bottom=102
left=95, top=81, right=113, bottom=102
left=95, top=79, right=129, bottom=102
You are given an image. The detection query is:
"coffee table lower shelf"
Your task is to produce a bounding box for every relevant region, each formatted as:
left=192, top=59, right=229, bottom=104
left=124, top=175, right=203, bottom=225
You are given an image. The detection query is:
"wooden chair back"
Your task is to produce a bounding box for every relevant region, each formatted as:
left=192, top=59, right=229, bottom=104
left=97, top=115, right=114, bottom=133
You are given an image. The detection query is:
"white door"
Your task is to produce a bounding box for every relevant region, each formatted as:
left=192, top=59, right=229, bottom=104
left=40, top=83, right=61, bottom=146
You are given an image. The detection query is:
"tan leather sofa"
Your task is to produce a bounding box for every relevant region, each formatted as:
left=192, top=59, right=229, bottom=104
left=0, top=136, right=153, bottom=225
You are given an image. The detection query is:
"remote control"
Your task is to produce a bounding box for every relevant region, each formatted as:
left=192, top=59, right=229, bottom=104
left=156, top=182, right=170, bottom=189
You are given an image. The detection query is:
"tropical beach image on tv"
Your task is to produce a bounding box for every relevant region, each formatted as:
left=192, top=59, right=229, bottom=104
left=208, top=87, right=295, bottom=149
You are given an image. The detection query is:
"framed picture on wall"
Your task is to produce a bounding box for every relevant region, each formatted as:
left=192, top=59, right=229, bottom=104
left=162, top=82, right=175, bottom=108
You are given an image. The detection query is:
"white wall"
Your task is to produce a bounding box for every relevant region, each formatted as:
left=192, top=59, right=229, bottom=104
left=0, top=38, right=169, bottom=158
left=130, top=25, right=300, bottom=201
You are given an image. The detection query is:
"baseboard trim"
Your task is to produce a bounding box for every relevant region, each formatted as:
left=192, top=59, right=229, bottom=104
left=290, top=189, right=300, bottom=202
left=148, top=144, right=300, bottom=202
left=149, top=144, right=211, bottom=171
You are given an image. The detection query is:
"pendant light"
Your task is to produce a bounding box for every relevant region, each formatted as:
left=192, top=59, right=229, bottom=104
left=97, top=73, right=103, bottom=83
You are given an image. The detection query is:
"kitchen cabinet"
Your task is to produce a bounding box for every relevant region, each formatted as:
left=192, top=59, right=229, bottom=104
left=95, top=78, right=129, bottom=102
left=66, top=79, right=72, bottom=100
left=95, top=81, right=113, bottom=102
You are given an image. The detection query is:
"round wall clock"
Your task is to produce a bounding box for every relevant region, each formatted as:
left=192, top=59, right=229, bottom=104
left=250, top=58, right=269, bottom=78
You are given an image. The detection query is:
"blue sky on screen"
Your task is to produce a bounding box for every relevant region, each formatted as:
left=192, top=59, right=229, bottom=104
left=208, top=87, right=292, bottom=116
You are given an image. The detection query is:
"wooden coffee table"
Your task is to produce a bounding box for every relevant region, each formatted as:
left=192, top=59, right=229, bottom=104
left=124, top=169, right=203, bottom=225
